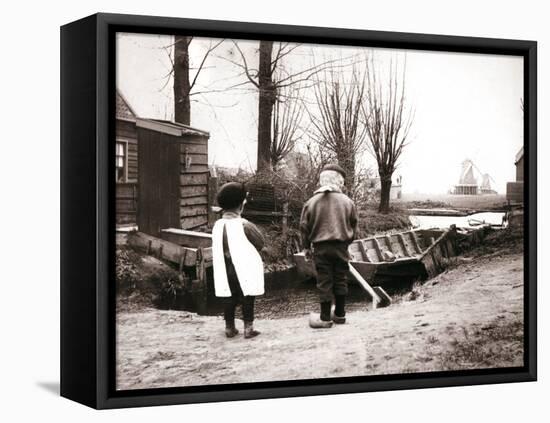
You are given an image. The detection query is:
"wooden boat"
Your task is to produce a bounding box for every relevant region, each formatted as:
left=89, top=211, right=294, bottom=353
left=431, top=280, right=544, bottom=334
left=294, top=228, right=460, bottom=288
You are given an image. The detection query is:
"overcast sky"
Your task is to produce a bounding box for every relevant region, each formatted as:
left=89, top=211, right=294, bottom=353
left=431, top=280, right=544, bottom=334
left=116, top=33, right=523, bottom=194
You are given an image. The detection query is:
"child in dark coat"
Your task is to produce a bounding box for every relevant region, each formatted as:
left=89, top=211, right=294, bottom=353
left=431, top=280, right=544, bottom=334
left=212, top=182, right=266, bottom=338
left=300, top=164, right=358, bottom=328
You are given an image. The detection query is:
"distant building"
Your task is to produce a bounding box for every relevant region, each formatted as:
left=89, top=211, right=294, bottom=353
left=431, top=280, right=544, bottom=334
left=214, top=165, right=251, bottom=181
left=452, top=159, right=497, bottom=195
left=515, top=146, right=524, bottom=182
left=278, top=151, right=309, bottom=178
left=506, top=147, right=524, bottom=204
left=365, top=175, right=403, bottom=200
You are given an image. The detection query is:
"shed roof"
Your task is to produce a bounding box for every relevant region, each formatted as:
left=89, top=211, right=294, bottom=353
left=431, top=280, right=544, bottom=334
left=116, top=90, right=137, bottom=122
left=515, top=146, right=524, bottom=164
left=136, top=118, right=210, bottom=138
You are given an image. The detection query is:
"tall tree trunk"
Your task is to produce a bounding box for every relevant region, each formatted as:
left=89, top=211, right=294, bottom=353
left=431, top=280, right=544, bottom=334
left=337, top=150, right=355, bottom=196
left=257, top=41, right=275, bottom=173
left=378, top=174, right=392, bottom=214
left=174, top=36, right=191, bottom=125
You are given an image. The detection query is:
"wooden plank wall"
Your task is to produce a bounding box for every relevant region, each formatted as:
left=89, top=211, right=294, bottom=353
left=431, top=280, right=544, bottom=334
left=137, top=128, right=181, bottom=237
left=137, top=126, right=211, bottom=235
left=116, top=182, right=138, bottom=224
left=506, top=181, right=524, bottom=204
left=515, top=156, right=524, bottom=182
left=116, top=120, right=138, bottom=181
left=179, top=136, right=209, bottom=230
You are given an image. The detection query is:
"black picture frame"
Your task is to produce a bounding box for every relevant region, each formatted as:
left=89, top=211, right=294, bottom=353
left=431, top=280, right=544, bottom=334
left=60, top=12, right=537, bottom=409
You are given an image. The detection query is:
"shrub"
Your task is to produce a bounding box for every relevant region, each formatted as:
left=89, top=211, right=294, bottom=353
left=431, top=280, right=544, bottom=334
left=116, top=246, right=185, bottom=310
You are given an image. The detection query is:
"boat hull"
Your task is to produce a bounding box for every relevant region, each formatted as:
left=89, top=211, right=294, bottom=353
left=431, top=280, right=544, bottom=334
left=293, top=228, right=462, bottom=289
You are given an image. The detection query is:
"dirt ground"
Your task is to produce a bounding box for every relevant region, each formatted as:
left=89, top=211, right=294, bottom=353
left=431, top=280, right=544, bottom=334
left=116, top=248, right=524, bottom=390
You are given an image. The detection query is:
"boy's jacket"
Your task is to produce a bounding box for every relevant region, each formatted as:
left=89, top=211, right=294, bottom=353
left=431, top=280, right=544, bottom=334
left=212, top=217, right=265, bottom=297
left=300, top=188, right=358, bottom=249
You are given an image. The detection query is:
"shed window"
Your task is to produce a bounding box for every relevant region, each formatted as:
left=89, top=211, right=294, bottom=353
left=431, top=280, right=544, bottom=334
left=116, top=141, right=127, bottom=182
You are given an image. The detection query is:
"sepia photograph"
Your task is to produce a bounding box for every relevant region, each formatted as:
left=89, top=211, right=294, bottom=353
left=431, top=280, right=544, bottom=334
left=114, top=31, right=525, bottom=391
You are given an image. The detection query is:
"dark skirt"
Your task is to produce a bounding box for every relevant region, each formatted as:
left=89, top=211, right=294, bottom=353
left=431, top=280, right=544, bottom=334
left=220, top=255, right=246, bottom=304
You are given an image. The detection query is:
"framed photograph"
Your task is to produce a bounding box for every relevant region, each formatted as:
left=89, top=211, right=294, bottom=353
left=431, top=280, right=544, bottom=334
left=61, top=13, right=537, bottom=409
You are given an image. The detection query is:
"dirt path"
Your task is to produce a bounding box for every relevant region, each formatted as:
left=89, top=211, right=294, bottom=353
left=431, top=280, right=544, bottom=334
left=116, top=252, right=524, bottom=390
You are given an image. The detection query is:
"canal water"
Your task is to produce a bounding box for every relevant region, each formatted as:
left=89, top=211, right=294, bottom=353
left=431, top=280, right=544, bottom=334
left=410, top=211, right=506, bottom=230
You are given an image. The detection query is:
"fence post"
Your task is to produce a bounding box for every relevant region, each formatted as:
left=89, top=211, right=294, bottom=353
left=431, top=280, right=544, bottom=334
left=282, top=202, right=289, bottom=236
left=207, top=175, right=218, bottom=228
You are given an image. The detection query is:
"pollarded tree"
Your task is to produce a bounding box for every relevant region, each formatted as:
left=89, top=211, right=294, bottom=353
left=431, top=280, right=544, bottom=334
left=363, top=55, right=414, bottom=213
left=309, top=67, right=368, bottom=195
left=227, top=41, right=357, bottom=172
left=271, top=85, right=306, bottom=169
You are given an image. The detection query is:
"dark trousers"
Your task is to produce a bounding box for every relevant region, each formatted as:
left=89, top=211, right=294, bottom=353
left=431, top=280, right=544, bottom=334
left=224, top=296, right=255, bottom=323
left=313, top=241, right=350, bottom=303
left=223, top=256, right=255, bottom=323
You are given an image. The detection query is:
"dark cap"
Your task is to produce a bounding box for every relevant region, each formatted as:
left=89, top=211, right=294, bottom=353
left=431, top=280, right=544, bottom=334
left=322, top=163, right=346, bottom=179
left=216, top=182, right=247, bottom=210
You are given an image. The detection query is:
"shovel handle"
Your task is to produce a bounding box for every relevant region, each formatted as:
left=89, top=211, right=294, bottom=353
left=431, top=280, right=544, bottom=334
left=348, top=263, right=381, bottom=309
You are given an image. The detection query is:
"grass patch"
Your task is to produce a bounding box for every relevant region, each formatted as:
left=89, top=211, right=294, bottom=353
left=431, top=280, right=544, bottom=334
left=468, top=225, right=524, bottom=257
left=257, top=204, right=412, bottom=265
left=356, top=207, right=411, bottom=238
left=439, top=318, right=524, bottom=370
left=116, top=245, right=184, bottom=312
left=396, top=193, right=507, bottom=211
left=391, top=280, right=428, bottom=303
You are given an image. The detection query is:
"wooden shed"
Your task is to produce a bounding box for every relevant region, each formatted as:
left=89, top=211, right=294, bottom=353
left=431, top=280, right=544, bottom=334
left=515, top=146, right=524, bottom=182
left=136, top=118, right=211, bottom=237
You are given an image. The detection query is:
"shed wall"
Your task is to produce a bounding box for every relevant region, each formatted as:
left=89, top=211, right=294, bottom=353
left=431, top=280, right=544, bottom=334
left=179, top=136, right=209, bottom=229
left=137, top=128, right=181, bottom=236
left=516, top=156, right=524, bottom=182
left=116, top=119, right=138, bottom=181
left=137, top=126, right=210, bottom=235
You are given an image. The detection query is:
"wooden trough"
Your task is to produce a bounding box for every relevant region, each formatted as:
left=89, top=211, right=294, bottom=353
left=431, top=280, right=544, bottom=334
left=127, top=230, right=213, bottom=313
left=294, top=228, right=460, bottom=291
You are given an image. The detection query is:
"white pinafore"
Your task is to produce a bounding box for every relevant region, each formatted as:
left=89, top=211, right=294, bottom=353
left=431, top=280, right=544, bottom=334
left=212, top=217, right=265, bottom=297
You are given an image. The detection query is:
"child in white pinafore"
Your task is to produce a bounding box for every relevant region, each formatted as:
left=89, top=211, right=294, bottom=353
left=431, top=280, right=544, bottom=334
left=212, top=182, right=265, bottom=338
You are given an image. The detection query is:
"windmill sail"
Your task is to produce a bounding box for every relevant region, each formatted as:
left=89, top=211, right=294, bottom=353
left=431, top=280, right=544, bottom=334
left=459, top=160, right=477, bottom=185
left=481, top=174, right=491, bottom=190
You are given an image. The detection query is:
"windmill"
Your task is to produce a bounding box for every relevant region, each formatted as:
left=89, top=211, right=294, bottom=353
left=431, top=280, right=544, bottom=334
left=453, top=159, right=497, bottom=195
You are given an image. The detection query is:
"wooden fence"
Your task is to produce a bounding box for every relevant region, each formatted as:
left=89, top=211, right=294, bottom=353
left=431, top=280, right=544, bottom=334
left=116, top=182, right=138, bottom=224
left=506, top=181, right=524, bottom=204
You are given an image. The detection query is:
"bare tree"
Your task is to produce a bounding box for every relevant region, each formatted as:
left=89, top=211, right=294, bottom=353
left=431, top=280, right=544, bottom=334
left=363, top=55, right=414, bottom=213
left=271, top=86, right=306, bottom=169
left=257, top=41, right=276, bottom=171
left=226, top=41, right=357, bottom=172
left=172, top=36, right=224, bottom=125
left=309, top=67, right=368, bottom=195
left=520, top=97, right=524, bottom=113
